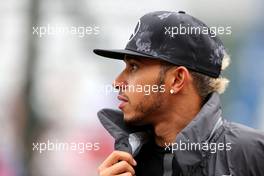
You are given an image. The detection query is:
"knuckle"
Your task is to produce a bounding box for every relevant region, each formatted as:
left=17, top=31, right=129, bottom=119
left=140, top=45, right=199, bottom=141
left=112, top=150, right=119, bottom=157
left=120, top=160, right=128, bottom=166
left=125, top=153, right=131, bottom=159
left=122, top=152, right=131, bottom=160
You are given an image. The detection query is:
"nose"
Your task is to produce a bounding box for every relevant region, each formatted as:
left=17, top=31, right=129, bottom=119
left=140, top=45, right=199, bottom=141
left=112, top=73, right=128, bottom=92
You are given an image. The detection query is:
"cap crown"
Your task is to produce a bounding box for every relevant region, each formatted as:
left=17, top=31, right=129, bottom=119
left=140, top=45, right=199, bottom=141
left=126, top=11, right=225, bottom=78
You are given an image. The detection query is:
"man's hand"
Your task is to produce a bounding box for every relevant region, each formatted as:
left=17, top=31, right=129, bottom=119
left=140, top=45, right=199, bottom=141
left=98, top=150, right=137, bottom=176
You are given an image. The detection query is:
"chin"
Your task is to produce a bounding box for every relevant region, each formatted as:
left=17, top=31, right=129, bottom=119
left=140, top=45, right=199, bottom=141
left=123, top=113, right=144, bottom=126
left=123, top=113, right=135, bottom=122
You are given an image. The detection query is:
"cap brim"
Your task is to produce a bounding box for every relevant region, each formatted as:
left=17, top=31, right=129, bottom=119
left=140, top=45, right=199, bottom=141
left=93, top=49, right=156, bottom=60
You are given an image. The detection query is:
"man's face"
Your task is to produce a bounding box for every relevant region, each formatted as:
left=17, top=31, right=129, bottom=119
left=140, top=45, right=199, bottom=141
left=113, top=55, right=168, bottom=125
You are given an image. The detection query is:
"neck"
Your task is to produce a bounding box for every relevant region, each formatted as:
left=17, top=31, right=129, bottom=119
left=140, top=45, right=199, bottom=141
left=153, top=93, right=202, bottom=147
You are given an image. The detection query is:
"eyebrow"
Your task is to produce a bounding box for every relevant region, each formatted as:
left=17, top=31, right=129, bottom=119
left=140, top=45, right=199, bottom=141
left=124, top=57, right=143, bottom=64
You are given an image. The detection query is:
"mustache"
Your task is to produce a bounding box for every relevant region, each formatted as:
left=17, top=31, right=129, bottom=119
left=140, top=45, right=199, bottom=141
left=118, top=92, right=128, bottom=98
left=118, top=92, right=130, bottom=101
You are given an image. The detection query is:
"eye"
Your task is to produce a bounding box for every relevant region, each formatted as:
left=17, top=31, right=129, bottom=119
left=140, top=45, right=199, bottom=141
left=129, top=63, right=139, bottom=71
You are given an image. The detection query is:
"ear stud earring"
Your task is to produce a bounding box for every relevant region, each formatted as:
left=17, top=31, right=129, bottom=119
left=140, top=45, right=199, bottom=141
left=170, top=89, right=175, bottom=94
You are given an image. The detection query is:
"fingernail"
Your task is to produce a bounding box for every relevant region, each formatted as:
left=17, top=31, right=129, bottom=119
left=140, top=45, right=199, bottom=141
left=133, top=159, right=137, bottom=166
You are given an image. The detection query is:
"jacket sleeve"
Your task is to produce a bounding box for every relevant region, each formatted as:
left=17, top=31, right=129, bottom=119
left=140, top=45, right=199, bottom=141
left=227, top=123, right=264, bottom=176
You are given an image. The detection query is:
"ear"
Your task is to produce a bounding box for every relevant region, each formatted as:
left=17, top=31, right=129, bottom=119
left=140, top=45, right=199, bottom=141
left=168, top=66, right=190, bottom=94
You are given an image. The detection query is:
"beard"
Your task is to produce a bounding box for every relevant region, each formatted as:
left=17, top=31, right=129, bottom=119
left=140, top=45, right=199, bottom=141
left=125, top=92, right=163, bottom=125
left=124, top=69, right=166, bottom=125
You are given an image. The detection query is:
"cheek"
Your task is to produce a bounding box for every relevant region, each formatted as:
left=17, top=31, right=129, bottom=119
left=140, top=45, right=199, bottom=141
left=125, top=67, right=161, bottom=101
left=125, top=85, right=159, bottom=108
left=127, top=71, right=158, bottom=89
left=126, top=88, right=146, bottom=105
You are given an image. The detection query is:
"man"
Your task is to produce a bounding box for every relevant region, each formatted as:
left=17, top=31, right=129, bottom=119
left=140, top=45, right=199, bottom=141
left=93, top=11, right=264, bottom=176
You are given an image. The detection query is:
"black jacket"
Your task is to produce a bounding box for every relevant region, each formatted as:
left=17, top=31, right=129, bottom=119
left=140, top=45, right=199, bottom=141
left=98, top=93, right=264, bottom=176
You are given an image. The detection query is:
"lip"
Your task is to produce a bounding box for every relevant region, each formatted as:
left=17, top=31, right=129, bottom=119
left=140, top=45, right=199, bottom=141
left=117, top=95, right=129, bottom=109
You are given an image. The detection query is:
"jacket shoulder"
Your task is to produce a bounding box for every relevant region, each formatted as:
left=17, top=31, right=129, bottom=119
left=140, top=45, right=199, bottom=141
left=224, top=122, right=264, bottom=145
left=223, top=121, right=264, bottom=175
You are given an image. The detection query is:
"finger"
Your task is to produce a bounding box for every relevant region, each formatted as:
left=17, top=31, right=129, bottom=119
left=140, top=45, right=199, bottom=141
left=99, top=151, right=136, bottom=170
left=116, top=172, right=133, bottom=176
left=111, top=160, right=135, bottom=175
left=101, top=160, right=135, bottom=176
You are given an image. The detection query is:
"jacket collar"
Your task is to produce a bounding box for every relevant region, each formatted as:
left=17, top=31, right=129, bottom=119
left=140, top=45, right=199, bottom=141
left=98, top=92, right=223, bottom=164
left=172, top=92, right=223, bottom=167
